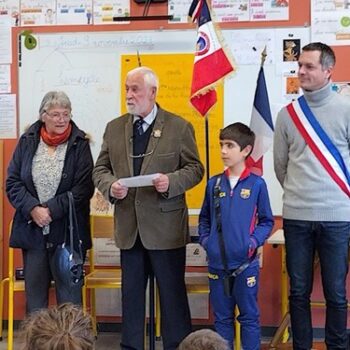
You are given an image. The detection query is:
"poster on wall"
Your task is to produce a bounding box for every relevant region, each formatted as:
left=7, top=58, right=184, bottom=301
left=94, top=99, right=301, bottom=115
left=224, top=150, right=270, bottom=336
left=0, top=94, right=17, bottom=138
left=282, top=70, right=300, bottom=103
left=168, top=0, right=289, bottom=23
left=0, top=17, right=11, bottom=64
left=0, top=64, right=11, bottom=93
left=211, top=0, right=249, bottom=22
left=0, top=0, right=20, bottom=26
left=225, top=28, right=275, bottom=66
left=93, top=0, right=130, bottom=24
left=274, top=27, right=311, bottom=75
left=20, top=0, right=57, bottom=26
left=311, top=0, right=350, bottom=45
left=56, top=0, right=93, bottom=25
left=250, top=0, right=289, bottom=21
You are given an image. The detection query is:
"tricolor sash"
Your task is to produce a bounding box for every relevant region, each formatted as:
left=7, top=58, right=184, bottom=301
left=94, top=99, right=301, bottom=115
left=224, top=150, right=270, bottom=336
left=287, top=95, right=350, bottom=198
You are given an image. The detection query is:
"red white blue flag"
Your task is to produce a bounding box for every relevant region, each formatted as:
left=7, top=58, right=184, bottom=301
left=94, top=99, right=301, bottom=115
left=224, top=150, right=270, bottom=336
left=189, top=0, right=235, bottom=116
left=287, top=95, right=350, bottom=198
left=246, top=66, right=274, bottom=176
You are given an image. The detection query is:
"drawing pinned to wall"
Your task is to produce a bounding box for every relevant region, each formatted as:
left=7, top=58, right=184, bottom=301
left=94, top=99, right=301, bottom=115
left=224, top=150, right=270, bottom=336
left=56, top=0, right=93, bottom=25
left=282, top=70, right=300, bottom=102
left=0, top=94, right=16, bottom=138
left=0, top=64, right=11, bottom=93
left=0, top=17, right=12, bottom=64
left=272, top=0, right=289, bottom=7
left=93, top=0, right=130, bottom=24
left=168, top=0, right=191, bottom=23
left=285, top=76, right=299, bottom=94
left=227, top=28, right=275, bottom=65
left=275, top=28, right=310, bottom=75
left=211, top=0, right=249, bottom=22
left=20, top=0, right=56, bottom=26
left=311, top=0, right=350, bottom=45
left=282, top=38, right=300, bottom=62
left=250, top=0, right=289, bottom=21
left=0, top=0, right=20, bottom=26
left=168, top=0, right=289, bottom=23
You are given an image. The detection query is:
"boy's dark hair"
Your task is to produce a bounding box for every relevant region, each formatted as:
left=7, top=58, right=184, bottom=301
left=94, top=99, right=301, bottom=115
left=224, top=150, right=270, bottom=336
left=302, top=42, right=336, bottom=69
left=219, top=122, right=255, bottom=156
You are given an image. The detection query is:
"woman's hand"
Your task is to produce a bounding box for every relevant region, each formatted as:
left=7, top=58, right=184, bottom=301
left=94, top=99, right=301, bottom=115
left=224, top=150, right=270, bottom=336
left=30, top=206, right=52, bottom=227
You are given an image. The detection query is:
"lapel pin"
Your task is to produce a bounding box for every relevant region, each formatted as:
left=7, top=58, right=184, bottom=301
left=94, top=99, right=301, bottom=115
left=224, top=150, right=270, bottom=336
left=153, top=129, right=161, bottom=138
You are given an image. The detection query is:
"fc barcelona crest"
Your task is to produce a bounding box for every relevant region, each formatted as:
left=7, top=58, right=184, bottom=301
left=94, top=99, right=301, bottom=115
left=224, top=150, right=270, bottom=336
left=247, top=276, right=256, bottom=288
left=240, top=188, right=251, bottom=199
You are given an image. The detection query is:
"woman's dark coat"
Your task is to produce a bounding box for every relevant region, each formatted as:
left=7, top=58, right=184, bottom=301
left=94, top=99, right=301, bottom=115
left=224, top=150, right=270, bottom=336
left=6, top=120, right=94, bottom=251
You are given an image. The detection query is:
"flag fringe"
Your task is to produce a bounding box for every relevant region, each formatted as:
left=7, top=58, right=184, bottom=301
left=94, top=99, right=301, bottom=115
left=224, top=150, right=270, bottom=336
left=209, top=4, right=237, bottom=79
left=190, top=73, right=229, bottom=99
left=190, top=2, right=236, bottom=99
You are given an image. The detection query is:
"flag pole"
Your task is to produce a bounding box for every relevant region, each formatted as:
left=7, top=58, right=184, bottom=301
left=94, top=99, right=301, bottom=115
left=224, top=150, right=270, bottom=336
left=205, top=116, right=210, bottom=181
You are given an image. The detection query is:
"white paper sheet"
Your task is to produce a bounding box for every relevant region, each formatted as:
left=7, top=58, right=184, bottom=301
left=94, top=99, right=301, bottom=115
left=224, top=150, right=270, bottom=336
left=118, top=173, right=160, bottom=188
left=0, top=93, right=16, bottom=138
left=0, top=17, right=11, bottom=64
left=0, top=64, right=11, bottom=93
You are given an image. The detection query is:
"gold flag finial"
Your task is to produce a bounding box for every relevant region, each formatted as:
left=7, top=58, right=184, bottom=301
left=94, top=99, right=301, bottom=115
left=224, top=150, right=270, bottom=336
left=261, top=46, right=267, bottom=67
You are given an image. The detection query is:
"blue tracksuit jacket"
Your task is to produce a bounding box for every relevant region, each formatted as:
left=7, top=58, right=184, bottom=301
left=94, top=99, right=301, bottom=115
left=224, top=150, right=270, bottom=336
left=198, top=168, right=274, bottom=270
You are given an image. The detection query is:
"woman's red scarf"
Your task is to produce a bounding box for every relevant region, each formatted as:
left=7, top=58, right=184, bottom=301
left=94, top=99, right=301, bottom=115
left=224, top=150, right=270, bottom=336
left=40, top=123, right=72, bottom=147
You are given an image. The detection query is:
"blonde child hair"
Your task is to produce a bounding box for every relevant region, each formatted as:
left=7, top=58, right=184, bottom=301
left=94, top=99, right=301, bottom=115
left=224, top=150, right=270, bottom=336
left=19, top=303, right=95, bottom=350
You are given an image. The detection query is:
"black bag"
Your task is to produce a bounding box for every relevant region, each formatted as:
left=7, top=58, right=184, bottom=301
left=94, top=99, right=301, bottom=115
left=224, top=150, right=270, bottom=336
left=52, top=192, right=84, bottom=288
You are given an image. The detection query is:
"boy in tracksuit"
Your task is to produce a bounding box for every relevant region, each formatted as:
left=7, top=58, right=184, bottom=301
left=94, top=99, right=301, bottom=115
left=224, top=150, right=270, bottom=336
left=199, top=122, right=274, bottom=350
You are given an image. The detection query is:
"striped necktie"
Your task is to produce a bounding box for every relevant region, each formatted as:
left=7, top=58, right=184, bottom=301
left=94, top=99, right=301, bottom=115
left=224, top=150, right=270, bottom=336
left=134, top=118, right=144, bottom=136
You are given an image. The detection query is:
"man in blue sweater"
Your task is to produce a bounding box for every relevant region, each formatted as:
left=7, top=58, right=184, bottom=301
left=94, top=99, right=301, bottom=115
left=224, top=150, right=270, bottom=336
left=274, top=42, right=350, bottom=350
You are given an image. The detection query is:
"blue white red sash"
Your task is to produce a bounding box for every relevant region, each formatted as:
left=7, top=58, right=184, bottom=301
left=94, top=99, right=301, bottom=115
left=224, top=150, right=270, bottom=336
left=287, top=95, right=350, bottom=198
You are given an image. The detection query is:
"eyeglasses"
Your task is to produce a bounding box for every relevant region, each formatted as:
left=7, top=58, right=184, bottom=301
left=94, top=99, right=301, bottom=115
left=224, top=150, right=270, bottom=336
left=129, top=149, right=154, bottom=159
left=44, top=111, right=71, bottom=121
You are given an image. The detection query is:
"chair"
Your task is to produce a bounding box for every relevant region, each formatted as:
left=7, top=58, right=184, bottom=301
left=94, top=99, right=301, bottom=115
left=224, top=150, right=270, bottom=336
left=0, top=245, right=24, bottom=350
left=82, top=215, right=122, bottom=335
left=0, top=221, right=26, bottom=350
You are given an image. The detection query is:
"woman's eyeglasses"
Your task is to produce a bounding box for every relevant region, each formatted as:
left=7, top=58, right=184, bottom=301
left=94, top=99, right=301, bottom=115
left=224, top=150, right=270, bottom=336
left=44, top=111, right=71, bottom=121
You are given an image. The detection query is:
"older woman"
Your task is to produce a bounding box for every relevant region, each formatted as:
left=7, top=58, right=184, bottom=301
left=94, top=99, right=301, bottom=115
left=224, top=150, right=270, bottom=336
left=6, top=91, right=94, bottom=313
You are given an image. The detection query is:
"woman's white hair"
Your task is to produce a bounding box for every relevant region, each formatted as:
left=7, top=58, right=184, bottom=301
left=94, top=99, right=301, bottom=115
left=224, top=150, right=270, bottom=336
left=38, top=91, right=72, bottom=119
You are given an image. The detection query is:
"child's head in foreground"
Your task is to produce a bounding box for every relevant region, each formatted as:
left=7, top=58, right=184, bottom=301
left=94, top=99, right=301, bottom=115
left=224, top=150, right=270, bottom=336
left=19, top=303, right=95, bottom=350
left=177, top=329, right=230, bottom=350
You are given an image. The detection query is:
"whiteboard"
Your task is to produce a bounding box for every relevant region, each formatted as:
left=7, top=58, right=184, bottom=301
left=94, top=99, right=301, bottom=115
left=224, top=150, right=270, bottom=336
left=18, top=27, right=311, bottom=215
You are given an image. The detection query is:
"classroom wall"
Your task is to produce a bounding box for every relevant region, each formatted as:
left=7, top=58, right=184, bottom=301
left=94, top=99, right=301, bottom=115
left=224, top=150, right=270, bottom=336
left=2, top=0, right=350, bottom=329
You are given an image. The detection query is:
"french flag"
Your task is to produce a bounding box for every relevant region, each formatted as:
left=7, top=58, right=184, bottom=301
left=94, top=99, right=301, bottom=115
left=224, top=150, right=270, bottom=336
left=246, top=66, right=274, bottom=176
left=189, top=0, right=235, bottom=116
